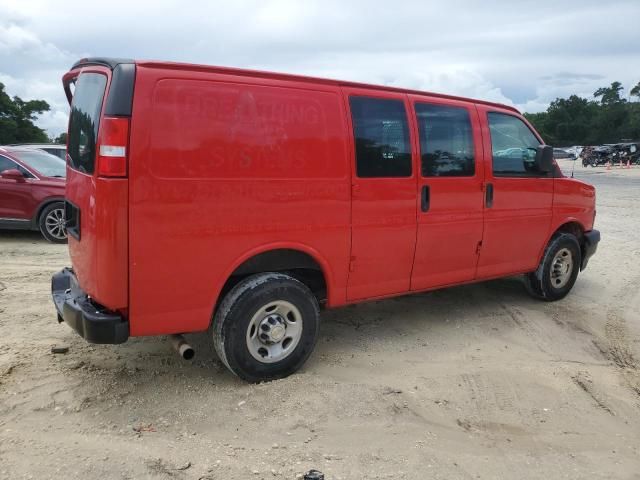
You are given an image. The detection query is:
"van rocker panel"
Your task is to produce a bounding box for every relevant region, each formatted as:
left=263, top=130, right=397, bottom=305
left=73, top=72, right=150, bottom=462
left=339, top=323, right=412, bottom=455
left=52, top=268, right=129, bottom=344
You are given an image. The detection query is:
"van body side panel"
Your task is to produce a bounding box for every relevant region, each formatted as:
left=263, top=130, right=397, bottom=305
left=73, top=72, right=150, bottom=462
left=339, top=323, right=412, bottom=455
left=128, top=67, right=351, bottom=336
left=67, top=177, right=128, bottom=310
left=66, top=170, right=97, bottom=297
left=94, top=178, right=128, bottom=309
left=548, top=178, right=596, bottom=235
left=476, top=177, right=553, bottom=275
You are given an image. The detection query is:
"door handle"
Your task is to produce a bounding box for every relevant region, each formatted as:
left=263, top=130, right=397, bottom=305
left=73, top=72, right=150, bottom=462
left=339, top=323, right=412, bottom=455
left=485, top=182, right=494, bottom=208
left=421, top=185, right=430, bottom=212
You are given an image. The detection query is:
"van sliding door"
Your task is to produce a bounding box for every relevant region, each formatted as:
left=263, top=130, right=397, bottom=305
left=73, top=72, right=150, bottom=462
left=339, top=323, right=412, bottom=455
left=343, top=88, right=418, bottom=300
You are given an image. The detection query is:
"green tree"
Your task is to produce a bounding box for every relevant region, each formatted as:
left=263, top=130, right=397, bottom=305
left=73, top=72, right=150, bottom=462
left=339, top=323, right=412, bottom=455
left=0, top=82, right=50, bottom=144
left=524, top=111, right=555, bottom=144
left=547, top=95, right=597, bottom=145
left=54, top=132, right=68, bottom=144
left=525, top=81, right=640, bottom=146
left=593, top=81, right=625, bottom=105
left=591, top=82, right=629, bottom=143
left=525, top=96, right=599, bottom=146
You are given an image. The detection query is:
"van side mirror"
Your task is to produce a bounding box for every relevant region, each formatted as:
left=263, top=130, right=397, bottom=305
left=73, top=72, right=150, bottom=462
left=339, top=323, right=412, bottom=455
left=535, top=145, right=554, bottom=173
left=0, top=168, right=25, bottom=182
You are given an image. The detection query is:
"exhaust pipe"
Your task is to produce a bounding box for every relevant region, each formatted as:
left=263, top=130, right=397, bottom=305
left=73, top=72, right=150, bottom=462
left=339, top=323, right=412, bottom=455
left=170, top=334, right=195, bottom=360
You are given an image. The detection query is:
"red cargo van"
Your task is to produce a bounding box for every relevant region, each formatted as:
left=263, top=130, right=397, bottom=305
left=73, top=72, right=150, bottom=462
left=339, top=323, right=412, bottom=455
left=52, top=57, right=599, bottom=382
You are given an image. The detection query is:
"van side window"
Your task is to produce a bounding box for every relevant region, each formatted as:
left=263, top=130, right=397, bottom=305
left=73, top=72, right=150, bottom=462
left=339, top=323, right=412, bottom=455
left=416, top=103, right=475, bottom=177
left=488, top=112, right=543, bottom=177
left=349, top=96, right=412, bottom=178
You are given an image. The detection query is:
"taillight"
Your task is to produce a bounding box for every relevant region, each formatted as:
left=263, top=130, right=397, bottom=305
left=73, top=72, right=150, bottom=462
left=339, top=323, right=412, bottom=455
left=97, top=116, right=129, bottom=177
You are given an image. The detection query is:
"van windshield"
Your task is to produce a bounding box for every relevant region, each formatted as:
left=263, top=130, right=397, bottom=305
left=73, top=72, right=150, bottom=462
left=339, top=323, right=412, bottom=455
left=67, top=73, right=107, bottom=174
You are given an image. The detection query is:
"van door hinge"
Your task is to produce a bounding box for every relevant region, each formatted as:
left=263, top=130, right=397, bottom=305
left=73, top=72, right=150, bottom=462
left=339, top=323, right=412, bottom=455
left=476, top=241, right=483, bottom=254
left=349, top=256, right=356, bottom=272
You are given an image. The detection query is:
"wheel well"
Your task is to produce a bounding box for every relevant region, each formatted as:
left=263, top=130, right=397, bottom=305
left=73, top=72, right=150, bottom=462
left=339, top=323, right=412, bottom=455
left=216, top=249, right=328, bottom=313
left=552, top=221, right=588, bottom=261
left=553, top=222, right=584, bottom=243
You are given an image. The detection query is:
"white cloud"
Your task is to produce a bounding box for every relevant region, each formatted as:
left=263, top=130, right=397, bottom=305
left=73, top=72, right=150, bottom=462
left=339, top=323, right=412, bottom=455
left=0, top=0, right=638, bottom=137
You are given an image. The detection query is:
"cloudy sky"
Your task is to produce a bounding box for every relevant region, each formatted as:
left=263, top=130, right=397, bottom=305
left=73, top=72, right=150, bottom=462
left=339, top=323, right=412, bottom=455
left=1, top=0, right=639, bottom=137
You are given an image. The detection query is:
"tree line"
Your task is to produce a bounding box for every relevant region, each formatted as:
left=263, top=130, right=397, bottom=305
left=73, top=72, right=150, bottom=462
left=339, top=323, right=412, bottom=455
left=0, top=82, right=52, bottom=144
left=2, top=79, right=640, bottom=148
left=524, top=81, right=640, bottom=147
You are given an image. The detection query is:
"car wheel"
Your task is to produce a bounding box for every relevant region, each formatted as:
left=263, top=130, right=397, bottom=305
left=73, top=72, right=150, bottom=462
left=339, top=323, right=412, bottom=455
left=524, top=233, right=581, bottom=301
left=213, top=272, right=320, bottom=383
left=39, top=202, right=67, bottom=243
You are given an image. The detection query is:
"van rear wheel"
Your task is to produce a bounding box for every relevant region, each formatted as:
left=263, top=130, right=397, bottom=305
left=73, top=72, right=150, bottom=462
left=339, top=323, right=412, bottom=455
left=212, top=273, right=320, bottom=383
left=524, top=233, right=581, bottom=301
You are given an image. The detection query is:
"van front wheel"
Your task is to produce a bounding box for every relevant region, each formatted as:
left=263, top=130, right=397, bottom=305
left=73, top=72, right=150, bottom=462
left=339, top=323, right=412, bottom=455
left=524, top=233, right=581, bottom=301
left=212, top=273, right=320, bottom=383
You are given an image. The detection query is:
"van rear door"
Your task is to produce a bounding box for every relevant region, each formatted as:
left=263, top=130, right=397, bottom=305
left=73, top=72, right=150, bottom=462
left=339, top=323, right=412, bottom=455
left=63, top=59, right=135, bottom=312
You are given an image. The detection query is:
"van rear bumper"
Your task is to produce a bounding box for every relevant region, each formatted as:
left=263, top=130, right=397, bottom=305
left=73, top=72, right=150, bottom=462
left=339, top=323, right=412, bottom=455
left=51, top=268, right=129, bottom=344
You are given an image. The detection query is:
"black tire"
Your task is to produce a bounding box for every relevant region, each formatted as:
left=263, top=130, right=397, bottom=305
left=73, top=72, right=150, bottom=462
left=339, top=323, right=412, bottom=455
left=524, top=233, right=581, bottom=301
left=38, top=202, right=67, bottom=243
left=212, top=272, right=320, bottom=383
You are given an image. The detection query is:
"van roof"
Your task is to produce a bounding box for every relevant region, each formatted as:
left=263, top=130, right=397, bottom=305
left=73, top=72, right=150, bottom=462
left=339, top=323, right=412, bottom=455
left=71, top=57, right=520, bottom=114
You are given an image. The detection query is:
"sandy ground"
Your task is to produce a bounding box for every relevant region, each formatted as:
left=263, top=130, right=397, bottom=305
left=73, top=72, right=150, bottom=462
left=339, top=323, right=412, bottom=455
left=1, top=163, right=639, bottom=480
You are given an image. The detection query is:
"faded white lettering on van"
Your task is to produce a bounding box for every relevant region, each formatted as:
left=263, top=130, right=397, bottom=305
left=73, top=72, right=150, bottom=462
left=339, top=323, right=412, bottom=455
left=151, top=80, right=347, bottom=180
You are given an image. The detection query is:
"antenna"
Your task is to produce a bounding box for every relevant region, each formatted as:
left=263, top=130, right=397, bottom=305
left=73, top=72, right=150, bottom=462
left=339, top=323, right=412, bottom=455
left=570, top=148, right=581, bottom=178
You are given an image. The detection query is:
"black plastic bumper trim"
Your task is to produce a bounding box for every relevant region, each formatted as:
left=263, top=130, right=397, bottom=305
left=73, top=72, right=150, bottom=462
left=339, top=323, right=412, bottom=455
left=51, top=268, right=129, bottom=344
left=581, top=229, right=600, bottom=271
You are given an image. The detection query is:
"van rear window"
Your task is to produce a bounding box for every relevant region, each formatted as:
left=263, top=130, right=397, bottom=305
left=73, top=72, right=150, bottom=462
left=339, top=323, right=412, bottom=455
left=67, top=73, right=107, bottom=174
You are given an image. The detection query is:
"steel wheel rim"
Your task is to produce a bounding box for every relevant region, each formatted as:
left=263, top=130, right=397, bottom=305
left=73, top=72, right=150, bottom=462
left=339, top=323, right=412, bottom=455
left=246, top=300, right=303, bottom=364
left=550, top=247, right=573, bottom=289
left=45, top=208, right=66, bottom=240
